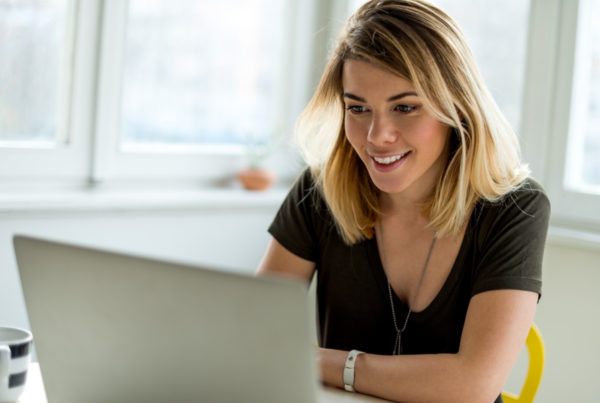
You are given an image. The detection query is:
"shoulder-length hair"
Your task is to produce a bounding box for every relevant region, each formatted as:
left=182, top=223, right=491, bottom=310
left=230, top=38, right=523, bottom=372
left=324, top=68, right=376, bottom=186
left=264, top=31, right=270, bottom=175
left=295, top=0, right=530, bottom=244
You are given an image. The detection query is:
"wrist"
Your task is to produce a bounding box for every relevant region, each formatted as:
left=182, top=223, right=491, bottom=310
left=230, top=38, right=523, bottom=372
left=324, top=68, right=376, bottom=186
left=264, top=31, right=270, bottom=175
left=318, top=348, right=352, bottom=388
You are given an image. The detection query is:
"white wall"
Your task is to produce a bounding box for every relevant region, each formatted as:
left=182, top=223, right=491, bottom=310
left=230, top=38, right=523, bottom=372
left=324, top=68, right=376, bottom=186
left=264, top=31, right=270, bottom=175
left=0, top=198, right=281, bottom=331
left=499, top=239, right=600, bottom=402
left=0, top=198, right=597, bottom=402
left=532, top=242, right=600, bottom=402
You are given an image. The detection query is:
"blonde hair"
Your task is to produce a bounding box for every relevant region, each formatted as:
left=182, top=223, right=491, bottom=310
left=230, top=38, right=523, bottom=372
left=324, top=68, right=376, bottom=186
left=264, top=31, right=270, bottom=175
left=295, top=0, right=530, bottom=244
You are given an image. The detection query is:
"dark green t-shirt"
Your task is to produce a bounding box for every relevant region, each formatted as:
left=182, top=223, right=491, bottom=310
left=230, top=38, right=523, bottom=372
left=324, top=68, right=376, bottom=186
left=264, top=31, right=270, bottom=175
left=269, top=168, right=550, bottom=356
left=269, top=170, right=550, bottom=362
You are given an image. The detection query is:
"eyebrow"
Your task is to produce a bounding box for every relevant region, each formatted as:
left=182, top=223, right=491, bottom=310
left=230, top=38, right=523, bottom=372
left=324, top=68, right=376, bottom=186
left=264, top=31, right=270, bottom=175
left=342, top=91, right=418, bottom=102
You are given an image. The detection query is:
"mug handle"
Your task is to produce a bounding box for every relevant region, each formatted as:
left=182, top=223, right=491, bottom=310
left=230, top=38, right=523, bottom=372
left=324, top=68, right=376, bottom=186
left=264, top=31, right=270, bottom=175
left=0, top=345, right=9, bottom=382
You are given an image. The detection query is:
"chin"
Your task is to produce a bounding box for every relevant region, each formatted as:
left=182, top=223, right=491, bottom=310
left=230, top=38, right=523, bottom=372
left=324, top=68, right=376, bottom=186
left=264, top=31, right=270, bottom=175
left=367, top=172, right=411, bottom=195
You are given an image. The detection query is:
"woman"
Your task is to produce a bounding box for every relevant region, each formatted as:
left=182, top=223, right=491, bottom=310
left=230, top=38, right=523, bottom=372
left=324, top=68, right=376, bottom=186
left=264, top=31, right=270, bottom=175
left=257, top=1, right=550, bottom=402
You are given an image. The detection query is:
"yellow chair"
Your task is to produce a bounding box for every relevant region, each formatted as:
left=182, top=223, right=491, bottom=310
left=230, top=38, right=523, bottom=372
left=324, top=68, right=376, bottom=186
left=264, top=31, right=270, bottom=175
left=501, top=323, right=545, bottom=403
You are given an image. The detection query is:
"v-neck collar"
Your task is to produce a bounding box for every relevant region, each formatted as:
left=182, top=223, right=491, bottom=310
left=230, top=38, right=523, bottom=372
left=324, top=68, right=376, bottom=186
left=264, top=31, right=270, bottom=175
left=365, top=211, right=475, bottom=322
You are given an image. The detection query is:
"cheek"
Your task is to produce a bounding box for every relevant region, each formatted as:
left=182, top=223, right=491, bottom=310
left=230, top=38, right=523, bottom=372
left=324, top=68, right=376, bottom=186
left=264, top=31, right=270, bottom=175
left=344, top=117, right=364, bottom=150
left=408, top=120, right=449, bottom=151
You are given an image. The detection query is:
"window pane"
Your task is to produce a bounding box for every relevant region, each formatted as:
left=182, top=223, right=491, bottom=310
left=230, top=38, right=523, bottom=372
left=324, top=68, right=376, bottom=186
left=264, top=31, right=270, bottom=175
left=121, top=0, right=286, bottom=149
left=347, top=0, right=530, bottom=131
left=565, top=0, right=600, bottom=193
left=0, top=0, right=68, bottom=145
left=430, top=0, right=529, bottom=130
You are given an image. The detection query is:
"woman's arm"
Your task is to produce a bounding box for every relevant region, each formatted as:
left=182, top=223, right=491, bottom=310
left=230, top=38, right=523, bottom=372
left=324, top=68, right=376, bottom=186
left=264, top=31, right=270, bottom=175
left=256, top=237, right=316, bottom=283
left=319, top=289, right=538, bottom=403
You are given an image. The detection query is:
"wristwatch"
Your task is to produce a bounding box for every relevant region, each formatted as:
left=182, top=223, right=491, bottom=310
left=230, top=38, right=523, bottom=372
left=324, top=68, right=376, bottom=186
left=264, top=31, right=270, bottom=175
left=343, top=349, right=364, bottom=392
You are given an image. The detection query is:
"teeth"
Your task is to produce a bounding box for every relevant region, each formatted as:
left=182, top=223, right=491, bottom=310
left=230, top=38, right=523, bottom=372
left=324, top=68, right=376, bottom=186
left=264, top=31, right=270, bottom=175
left=373, top=152, right=409, bottom=165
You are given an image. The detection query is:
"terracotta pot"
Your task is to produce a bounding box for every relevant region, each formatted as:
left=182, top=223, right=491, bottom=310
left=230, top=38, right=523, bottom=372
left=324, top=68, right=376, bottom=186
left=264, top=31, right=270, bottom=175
left=237, top=168, right=276, bottom=191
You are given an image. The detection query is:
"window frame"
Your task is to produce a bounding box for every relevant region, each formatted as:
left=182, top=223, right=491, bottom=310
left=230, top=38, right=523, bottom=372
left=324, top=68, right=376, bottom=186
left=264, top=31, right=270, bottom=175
left=0, top=0, right=98, bottom=182
left=92, top=0, right=311, bottom=182
left=0, top=0, right=323, bottom=184
left=520, top=0, right=600, bottom=233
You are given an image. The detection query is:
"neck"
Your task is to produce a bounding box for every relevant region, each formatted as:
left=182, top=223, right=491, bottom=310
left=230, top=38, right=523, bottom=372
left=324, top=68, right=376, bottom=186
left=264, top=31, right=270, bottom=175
left=378, top=206, right=432, bottom=241
left=379, top=193, right=426, bottom=216
left=379, top=181, right=435, bottom=222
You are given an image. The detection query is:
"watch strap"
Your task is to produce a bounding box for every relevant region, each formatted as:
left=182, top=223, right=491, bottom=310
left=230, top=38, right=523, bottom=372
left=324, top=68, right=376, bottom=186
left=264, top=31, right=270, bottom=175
left=343, top=349, right=364, bottom=392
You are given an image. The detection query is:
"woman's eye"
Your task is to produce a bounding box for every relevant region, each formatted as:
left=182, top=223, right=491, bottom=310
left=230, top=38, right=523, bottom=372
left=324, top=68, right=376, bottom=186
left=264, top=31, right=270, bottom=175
left=346, top=105, right=368, bottom=114
left=395, top=104, right=417, bottom=113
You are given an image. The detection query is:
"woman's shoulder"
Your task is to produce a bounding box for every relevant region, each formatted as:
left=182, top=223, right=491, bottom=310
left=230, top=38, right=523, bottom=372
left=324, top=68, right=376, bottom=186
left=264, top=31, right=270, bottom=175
left=288, top=167, right=319, bottom=202
left=480, top=177, right=550, bottom=212
left=473, top=177, right=551, bottom=233
left=283, top=167, right=330, bottom=216
left=513, top=177, right=548, bottom=199
left=295, top=166, right=317, bottom=189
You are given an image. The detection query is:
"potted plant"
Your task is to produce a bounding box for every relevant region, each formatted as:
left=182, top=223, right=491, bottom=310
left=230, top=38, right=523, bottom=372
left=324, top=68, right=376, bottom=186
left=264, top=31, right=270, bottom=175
left=237, top=141, right=277, bottom=191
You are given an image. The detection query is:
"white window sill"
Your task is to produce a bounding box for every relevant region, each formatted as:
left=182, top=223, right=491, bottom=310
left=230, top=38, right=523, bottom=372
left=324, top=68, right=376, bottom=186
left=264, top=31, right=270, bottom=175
left=2, top=185, right=599, bottom=252
left=0, top=185, right=289, bottom=214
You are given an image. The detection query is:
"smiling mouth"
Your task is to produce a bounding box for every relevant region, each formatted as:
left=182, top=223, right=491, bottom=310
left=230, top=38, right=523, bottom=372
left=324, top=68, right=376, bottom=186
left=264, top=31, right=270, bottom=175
left=372, top=151, right=411, bottom=165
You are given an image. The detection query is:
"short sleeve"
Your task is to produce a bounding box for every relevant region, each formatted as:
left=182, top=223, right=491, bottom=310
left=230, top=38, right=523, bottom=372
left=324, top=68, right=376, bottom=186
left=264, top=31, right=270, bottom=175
left=471, top=179, right=551, bottom=298
left=268, top=168, right=323, bottom=262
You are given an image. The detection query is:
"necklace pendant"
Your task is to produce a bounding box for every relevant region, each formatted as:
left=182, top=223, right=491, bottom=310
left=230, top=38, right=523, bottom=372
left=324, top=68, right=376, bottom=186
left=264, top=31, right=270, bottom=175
left=393, top=331, right=402, bottom=355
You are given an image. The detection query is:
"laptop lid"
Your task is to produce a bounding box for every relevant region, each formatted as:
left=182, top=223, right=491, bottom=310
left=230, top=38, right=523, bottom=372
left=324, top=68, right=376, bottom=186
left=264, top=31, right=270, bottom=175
left=13, top=235, right=318, bottom=403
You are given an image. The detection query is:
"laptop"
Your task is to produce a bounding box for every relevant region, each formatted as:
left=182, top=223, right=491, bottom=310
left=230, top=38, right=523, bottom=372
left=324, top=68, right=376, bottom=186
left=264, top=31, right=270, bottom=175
left=13, top=235, right=319, bottom=403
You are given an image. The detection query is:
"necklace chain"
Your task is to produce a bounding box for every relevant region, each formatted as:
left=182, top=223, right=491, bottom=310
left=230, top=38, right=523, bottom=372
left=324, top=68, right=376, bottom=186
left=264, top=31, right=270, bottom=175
left=377, top=223, right=436, bottom=355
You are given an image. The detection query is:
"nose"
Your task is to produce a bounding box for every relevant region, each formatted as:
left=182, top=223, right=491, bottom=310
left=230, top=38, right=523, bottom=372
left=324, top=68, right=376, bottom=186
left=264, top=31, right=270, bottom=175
left=367, top=113, right=398, bottom=145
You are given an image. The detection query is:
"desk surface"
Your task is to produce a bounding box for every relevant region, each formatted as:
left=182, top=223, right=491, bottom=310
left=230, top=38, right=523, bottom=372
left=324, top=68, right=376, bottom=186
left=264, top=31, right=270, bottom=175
left=19, top=363, right=391, bottom=403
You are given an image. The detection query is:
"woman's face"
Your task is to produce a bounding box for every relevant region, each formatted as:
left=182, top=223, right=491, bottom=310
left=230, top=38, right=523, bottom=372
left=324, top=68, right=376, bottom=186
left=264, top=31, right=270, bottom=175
left=342, top=59, right=450, bottom=201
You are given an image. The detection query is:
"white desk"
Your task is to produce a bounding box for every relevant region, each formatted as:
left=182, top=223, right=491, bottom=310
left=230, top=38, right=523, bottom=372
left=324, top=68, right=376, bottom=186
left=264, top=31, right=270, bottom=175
left=19, top=363, right=391, bottom=403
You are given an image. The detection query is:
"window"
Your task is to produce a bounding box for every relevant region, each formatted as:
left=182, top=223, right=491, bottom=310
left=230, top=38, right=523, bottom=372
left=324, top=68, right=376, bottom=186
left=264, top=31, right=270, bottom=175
left=94, top=0, right=300, bottom=181
left=428, top=0, right=530, bottom=131
left=120, top=0, right=287, bottom=150
left=0, top=0, right=70, bottom=146
left=564, top=0, right=600, bottom=193
left=0, top=0, right=309, bottom=183
left=525, top=0, right=600, bottom=231
left=0, top=0, right=92, bottom=181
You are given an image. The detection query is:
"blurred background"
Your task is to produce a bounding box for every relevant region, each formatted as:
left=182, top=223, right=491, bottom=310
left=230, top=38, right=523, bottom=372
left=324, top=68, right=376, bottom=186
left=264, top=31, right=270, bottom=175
left=1, top=0, right=599, bottom=401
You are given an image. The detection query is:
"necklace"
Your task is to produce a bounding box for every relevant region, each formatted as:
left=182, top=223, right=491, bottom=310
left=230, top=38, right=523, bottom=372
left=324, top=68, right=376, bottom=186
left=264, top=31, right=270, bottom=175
left=377, top=223, right=436, bottom=355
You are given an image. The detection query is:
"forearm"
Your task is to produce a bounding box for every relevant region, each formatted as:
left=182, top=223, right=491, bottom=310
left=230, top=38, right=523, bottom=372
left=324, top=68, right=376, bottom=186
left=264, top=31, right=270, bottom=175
left=318, top=348, right=500, bottom=403
left=318, top=291, right=537, bottom=402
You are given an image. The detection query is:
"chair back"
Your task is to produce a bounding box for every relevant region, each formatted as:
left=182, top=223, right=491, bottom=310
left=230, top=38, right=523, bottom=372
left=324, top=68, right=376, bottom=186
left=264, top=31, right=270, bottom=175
left=501, top=323, right=545, bottom=403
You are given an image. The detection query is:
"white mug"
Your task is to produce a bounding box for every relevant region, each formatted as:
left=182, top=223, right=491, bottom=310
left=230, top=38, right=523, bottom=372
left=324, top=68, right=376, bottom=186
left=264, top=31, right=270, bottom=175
left=0, top=327, right=33, bottom=403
